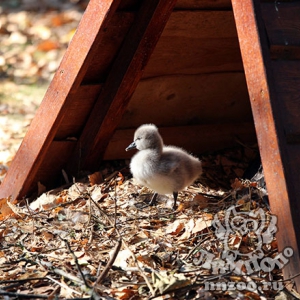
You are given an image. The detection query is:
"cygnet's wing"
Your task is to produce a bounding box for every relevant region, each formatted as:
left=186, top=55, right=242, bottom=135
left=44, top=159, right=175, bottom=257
left=158, top=146, right=183, bottom=174
left=158, top=146, right=202, bottom=191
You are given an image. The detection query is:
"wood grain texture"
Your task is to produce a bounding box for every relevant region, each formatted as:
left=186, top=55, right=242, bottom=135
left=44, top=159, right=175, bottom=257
left=119, top=0, right=232, bottom=10
left=55, top=84, right=102, bottom=139
left=176, top=0, right=232, bottom=9
left=68, top=0, right=178, bottom=173
left=103, top=123, right=256, bottom=160
left=32, top=141, right=77, bottom=193
left=82, top=12, right=135, bottom=84
left=119, top=73, right=252, bottom=128
left=143, top=11, right=243, bottom=77
left=232, top=0, right=300, bottom=288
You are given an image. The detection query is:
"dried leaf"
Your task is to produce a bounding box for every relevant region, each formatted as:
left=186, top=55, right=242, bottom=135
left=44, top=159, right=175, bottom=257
left=90, top=186, right=104, bottom=201
left=18, top=271, right=48, bottom=281
left=165, top=219, right=185, bottom=235
left=193, top=194, right=209, bottom=209
left=152, top=271, right=192, bottom=294
left=228, top=234, right=242, bottom=250
left=192, top=215, right=212, bottom=234
left=179, top=218, right=195, bottom=240
left=6, top=200, right=23, bottom=217
left=111, top=287, right=136, bottom=300
left=51, top=13, right=72, bottom=27
left=29, top=193, right=57, bottom=211
left=42, top=231, right=54, bottom=242
left=0, top=197, right=14, bottom=219
left=243, top=291, right=262, bottom=300
left=30, top=246, right=44, bottom=252
left=68, top=183, right=87, bottom=199
left=113, top=249, right=132, bottom=269
left=89, top=171, right=103, bottom=186
left=117, top=172, right=125, bottom=185
left=231, top=178, right=246, bottom=190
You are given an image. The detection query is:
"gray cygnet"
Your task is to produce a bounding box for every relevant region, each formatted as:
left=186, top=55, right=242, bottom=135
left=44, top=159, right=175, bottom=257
left=126, top=124, right=202, bottom=209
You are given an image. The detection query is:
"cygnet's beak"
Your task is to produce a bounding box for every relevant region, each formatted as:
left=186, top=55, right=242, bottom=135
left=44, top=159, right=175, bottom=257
left=125, top=141, right=136, bottom=151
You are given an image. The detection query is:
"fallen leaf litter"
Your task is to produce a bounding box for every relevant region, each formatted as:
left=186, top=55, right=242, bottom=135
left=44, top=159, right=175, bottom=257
left=0, top=155, right=299, bottom=299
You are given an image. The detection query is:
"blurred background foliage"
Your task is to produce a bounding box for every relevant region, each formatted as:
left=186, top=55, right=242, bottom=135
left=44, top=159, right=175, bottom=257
left=0, top=0, right=89, bottom=173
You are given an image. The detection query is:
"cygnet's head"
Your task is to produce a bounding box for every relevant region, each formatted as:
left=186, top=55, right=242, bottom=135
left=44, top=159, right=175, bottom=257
left=126, top=124, right=163, bottom=151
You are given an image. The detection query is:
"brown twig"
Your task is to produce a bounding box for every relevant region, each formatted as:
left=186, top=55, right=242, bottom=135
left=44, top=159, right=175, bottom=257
left=89, top=192, right=156, bottom=296
left=46, top=275, right=82, bottom=296
left=73, top=182, right=93, bottom=227
left=276, top=272, right=300, bottom=282
left=53, top=268, right=84, bottom=284
left=120, top=238, right=155, bottom=296
left=115, top=210, right=180, bottom=225
left=47, top=285, right=60, bottom=300
left=0, top=290, right=48, bottom=299
left=183, top=235, right=212, bottom=261
left=94, top=238, right=122, bottom=286
left=114, top=181, right=117, bottom=228
left=0, top=277, right=48, bottom=284
left=59, top=237, right=91, bottom=289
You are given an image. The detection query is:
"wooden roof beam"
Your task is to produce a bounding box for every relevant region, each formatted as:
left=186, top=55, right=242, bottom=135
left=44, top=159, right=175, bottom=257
left=232, top=0, right=300, bottom=289
left=68, top=0, right=178, bottom=174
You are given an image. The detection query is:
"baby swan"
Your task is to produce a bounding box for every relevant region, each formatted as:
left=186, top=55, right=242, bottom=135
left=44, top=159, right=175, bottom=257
left=125, top=124, right=202, bottom=209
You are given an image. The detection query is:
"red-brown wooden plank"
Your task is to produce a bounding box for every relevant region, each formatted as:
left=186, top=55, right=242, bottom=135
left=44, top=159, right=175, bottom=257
left=103, top=122, right=256, bottom=160
left=232, top=0, right=300, bottom=289
left=0, top=0, right=120, bottom=201
left=68, top=0, right=178, bottom=173
left=81, top=12, right=135, bottom=84
left=176, top=0, right=231, bottom=9
left=31, top=141, right=77, bottom=193
left=118, top=73, right=251, bottom=129
left=143, top=10, right=243, bottom=77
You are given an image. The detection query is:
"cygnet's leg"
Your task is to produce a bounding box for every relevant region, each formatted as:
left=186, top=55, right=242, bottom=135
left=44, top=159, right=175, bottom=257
left=149, top=193, right=158, bottom=206
left=173, top=192, right=178, bottom=210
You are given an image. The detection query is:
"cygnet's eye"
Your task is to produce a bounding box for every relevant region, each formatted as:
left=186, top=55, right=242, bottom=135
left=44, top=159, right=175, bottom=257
left=135, top=137, right=141, bottom=142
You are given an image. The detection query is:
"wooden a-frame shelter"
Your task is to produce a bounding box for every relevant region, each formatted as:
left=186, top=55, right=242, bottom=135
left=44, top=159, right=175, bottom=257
left=0, top=0, right=300, bottom=289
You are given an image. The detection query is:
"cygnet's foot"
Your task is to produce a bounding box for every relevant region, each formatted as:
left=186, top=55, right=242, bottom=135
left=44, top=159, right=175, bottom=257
left=149, top=193, right=158, bottom=206
left=172, top=191, right=178, bottom=210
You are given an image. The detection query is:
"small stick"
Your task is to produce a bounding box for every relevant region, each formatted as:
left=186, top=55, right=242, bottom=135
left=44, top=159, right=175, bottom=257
left=73, top=182, right=92, bottom=227
left=276, top=272, right=300, bottom=282
left=121, top=239, right=155, bottom=296
left=59, top=237, right=91, bottom=289
left=0, top=277, right=48, bottom=284
left=53, top=268, right=83, bottom=284
left=94, top=238, right=122, bottom=285
left=46, top=275, right=82, bottom=296
left=47, top=285, right=60, bottom=299
left=183, top=236, right=212, bottom=261
left=104, top=171, right=119, bottom=182
left=0, top=290, right=48, bottom=299
left=114, top=182, right=117, bottom=228
left=90, top=192, right=155, bottom=296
